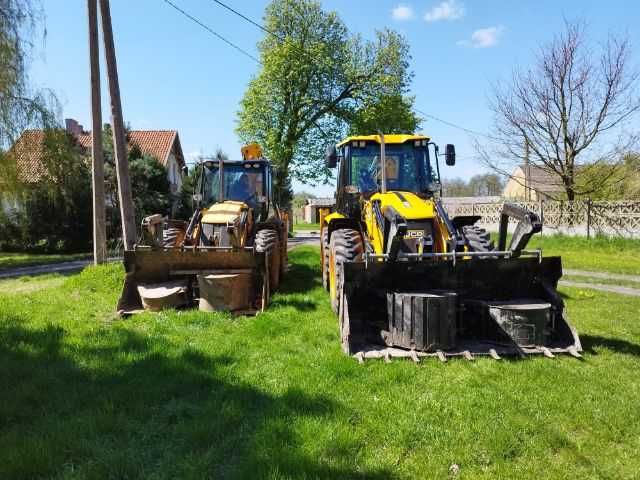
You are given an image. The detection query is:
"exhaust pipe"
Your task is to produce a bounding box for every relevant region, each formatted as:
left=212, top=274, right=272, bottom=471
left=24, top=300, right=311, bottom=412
left=379, top=131, right=387, bottom=193
left=218, top=154, right=225, bottom=202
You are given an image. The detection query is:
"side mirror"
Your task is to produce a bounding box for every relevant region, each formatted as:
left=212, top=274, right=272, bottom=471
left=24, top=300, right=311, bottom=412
left=445, top=144, right=456, bottom=166
left=182, top=166, right=188, bottom=176
left=325, top=145, right=337, bottom=168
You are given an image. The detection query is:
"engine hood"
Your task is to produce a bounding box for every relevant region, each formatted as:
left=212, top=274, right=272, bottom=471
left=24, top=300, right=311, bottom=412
left=201, top=200, right=247, bottom=224
left=371, top=191, right=436, bottom=220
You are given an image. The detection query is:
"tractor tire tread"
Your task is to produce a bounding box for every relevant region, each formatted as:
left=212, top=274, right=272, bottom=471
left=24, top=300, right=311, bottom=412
left=329, top=228, right=364, bottom=313
left=461, top=225, right=495, bottom=252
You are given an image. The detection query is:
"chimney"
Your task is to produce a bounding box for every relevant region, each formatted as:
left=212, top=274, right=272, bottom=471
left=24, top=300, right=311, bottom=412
left=65, top=118, right=84, bottom=136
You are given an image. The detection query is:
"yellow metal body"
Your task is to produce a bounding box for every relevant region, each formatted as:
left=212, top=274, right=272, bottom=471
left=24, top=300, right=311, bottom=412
left=337, top=134, right=430, bottom=147
left=201, top=200, right=247, bottom=224
left=321, top=133, right=454, bottom=294
left=200, top=200, right=252, bottom=248
left=322, top=193, right=451, bottom=256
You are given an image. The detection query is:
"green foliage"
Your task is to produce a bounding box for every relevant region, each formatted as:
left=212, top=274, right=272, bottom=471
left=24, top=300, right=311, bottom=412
left=102, top=125, right=173, bottom=237
left=292, top=191, right=316, bottom=210
left=0, top=130, right=92, bottom=252
left=237, top=0, right=415, bottom=206
left=443, top=174, right=504, bottom=197
left=106, top=149, right=172, bottom=234
left=173, top=164, right=200, bottom=220
left=0, top=0, right=58, bottom=148
left=348, top=94, right=420, bottom=135
left=573, top=153, right=640, bottom=200
left=129, top=155, right=172, bottom=224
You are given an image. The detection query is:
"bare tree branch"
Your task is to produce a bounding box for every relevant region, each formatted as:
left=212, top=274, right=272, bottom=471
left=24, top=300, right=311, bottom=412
left=479, top=20, right=640, bottom=200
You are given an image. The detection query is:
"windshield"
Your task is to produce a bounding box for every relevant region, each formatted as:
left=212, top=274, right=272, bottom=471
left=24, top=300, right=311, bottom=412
left=202, top=164, right=265, bottom=207
left=349, top=143, right=439, bottom=193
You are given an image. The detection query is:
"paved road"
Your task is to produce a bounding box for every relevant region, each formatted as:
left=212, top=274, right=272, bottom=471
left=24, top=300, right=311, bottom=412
left=564, top=269, right=640, bottom=283
left=0, top=259, right=93, bottom=279
left=288, top=232, right=320, bottom=250
left=560, top=268, right=640, bottom=297
left=0, top=234, right=320, bottom=280
left=559, top=280, right=640, bottom=297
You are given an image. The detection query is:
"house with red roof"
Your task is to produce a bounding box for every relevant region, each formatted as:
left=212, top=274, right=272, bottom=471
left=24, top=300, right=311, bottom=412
left=2, top=118, right=186, bottom=212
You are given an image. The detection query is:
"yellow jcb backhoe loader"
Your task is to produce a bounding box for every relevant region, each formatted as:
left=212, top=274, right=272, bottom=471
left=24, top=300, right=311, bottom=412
left=117, top=144, right=287, bottom=315
left=322, top=134, right=582, bottom=362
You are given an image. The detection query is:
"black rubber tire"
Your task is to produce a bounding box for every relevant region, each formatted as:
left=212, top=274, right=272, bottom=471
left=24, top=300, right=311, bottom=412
left=329, top=228, right=364, bottom=313
left=321, top=227, right=330, bottom=291
left=279, top=224, right=288, bottom=277
left=255, top=228, right=281, bottom=291
left=462, top=225, right=495, bottom=252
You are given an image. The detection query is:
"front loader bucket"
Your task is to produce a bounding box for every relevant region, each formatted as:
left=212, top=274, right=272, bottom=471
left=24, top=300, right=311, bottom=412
left=338, top=256, right=582, bottom=362
left=117, top=248, right=268, bottom=315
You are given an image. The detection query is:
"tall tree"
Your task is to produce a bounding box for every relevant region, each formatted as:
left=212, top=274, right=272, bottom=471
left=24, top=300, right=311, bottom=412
left=237, top=0, right=415, bottom=207
left=442, top=174, right=504, bottom=197
left=479, top=21, right=640, bottom=200
left=349, top=94, right=420, bottom=136
left=0, top=0, right=58, bottom=149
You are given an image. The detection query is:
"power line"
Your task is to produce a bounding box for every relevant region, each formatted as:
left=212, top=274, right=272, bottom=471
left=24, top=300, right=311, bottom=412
left=210, top=0, right=280, bottom=40
left=165, top=0, right=496, bottom=147
left=161, top=1, right=333, bottom=144
left=163, top=0, right=261, bottom=64
left=415, top=108, right=497, bottom=140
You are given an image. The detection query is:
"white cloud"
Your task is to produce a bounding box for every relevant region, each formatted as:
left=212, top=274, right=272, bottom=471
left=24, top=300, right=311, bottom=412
left=424, top=0, right=465, bottom=22
left=457, top=26, right=504, bottom=48
left=392, top=5, right=414, bottom=21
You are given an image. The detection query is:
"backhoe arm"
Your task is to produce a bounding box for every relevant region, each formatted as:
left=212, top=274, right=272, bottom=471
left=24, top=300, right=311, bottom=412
left=498, top=203, right=542, bottom=255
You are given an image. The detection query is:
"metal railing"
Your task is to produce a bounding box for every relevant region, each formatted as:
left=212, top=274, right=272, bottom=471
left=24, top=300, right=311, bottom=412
left=442, top=199, right=640, bottom=237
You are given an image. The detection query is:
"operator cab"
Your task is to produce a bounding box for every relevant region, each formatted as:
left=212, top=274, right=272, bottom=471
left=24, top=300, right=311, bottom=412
left=197, top=158, right=273, bottom=222
left=327, top=134, right=454, bottom=198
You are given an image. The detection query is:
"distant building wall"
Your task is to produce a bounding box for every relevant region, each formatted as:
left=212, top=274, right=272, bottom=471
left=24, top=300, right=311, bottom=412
left=503, top=167, right=531, bottom=200
left=166, top=153, right=182, bottom=193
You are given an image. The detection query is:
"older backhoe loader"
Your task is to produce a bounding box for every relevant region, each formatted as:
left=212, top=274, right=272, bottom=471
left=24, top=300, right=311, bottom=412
left=117, top=144, right=287, bottom=315
left=322, top=134, right=582, bottom=362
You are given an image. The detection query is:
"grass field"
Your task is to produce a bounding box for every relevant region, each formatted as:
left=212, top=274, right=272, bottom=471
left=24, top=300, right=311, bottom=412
left=0, top=252, right=90, bottom=271
left=530, top=235, right=640, bottom=275
left=494, top=234, right=640, bottom=275
left=1, top=246, right=639, bottom=479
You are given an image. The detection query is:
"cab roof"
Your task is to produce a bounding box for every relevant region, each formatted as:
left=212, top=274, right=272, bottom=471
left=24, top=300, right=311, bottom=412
left=199, top=158, right=270, bottom=166
left=337, top=134, right=430, bottom=148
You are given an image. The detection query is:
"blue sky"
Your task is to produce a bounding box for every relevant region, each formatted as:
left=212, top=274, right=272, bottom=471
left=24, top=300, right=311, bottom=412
left=32, top=0, right=640, bottom=196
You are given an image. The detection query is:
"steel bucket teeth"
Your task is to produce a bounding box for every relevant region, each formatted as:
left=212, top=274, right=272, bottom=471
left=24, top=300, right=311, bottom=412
left=339, top=255, right=583, bottom=363
left=352, top=345, right=583, bottom=363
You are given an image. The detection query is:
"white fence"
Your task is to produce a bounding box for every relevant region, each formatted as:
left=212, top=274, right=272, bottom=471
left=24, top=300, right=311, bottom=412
left=442, top=200, right=640, bottom=238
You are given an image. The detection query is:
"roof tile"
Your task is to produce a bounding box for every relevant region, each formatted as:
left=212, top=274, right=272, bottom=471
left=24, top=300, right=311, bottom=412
left=7, top=128, right=184, bottom=184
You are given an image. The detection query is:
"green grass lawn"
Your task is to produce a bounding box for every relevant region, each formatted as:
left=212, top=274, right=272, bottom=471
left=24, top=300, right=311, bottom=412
left=0, top=252, right=90, bottom=271
left=1, top=246, right=640, bottom=479
left=293, top=222, right=321, bottom=232
left=494, top=234, right=640, bottom=275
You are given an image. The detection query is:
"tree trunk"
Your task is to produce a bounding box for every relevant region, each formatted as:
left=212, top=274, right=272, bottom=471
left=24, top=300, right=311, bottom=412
left=274, top=162, right=293, bottom=210
left=273, top=144, right=295, bottom=210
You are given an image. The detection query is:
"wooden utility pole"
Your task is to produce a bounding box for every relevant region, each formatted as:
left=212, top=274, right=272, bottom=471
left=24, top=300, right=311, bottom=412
left=524, top=139, right=531, bottom=201
left=88, top=0, right=106, bottom=264
left=99, top=0, right=136, bottom=250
